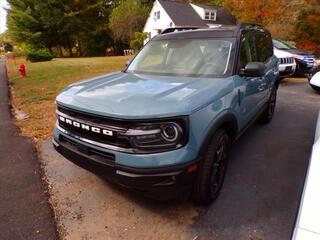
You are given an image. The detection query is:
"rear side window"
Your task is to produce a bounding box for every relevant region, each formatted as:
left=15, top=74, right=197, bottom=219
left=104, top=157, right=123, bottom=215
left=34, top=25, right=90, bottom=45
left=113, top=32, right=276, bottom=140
left=255, top=33, right=273, bottom=62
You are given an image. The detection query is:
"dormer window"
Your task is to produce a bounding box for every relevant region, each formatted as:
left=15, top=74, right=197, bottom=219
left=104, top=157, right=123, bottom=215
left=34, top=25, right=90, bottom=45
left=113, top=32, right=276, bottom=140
left=154, top=11, right=160, bottom=20
left=203, top=10, right=216, bottom=21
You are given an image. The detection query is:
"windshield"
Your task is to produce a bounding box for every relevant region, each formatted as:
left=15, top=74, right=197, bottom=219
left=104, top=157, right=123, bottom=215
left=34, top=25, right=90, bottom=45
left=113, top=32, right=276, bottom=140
left=127, top=38, right=234, bottom=77
left=273, top=39, right=296, bottom=50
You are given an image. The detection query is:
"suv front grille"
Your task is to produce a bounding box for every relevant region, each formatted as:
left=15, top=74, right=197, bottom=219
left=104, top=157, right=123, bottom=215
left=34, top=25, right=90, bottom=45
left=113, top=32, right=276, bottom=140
left=57, top=106, right=130, bottom=130
left=57, top=105, right=132, bottom=149
left=279, top=57, right=294, bottom=64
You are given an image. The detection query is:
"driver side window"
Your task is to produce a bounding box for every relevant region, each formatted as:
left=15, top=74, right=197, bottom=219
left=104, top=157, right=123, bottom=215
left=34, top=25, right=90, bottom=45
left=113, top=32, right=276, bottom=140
left=239, top=32, right=257, bottom=69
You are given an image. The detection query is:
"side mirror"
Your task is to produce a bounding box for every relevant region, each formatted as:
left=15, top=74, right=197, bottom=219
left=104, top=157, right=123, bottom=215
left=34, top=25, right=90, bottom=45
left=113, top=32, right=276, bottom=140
left=241, top=62, right=266, bottom=77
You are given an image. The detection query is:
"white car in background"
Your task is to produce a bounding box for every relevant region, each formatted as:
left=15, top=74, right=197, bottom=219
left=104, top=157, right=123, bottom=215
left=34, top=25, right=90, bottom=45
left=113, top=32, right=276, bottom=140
left=308, top=60, right=320, bottom=93
left=274, top=48, right=296, bottom=77
left=310, top=72, right=320, bottom=93
left=292, top=113, right=320, bottom=240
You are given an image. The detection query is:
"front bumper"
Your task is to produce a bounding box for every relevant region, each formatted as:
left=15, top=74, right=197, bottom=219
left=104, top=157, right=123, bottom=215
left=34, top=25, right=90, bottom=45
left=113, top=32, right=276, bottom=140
left=295, top=59, right=314, bottom=74
left=279, top=64, right=296, bottom=77
left=52, top=135, right=197, bottom=200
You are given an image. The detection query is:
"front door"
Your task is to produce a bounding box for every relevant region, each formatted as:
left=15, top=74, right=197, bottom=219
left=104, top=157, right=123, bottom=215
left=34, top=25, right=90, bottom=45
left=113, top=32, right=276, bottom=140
left=235, top=31, right=267, bottom=128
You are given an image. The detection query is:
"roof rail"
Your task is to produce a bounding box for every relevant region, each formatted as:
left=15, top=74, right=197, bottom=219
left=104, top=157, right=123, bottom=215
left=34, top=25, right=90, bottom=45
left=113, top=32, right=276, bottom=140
left=160, top=26, right=206, bottom=35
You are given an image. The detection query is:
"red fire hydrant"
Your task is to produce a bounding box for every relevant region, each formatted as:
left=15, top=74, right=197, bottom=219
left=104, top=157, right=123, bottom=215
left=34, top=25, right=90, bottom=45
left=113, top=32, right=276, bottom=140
left=19, top=64, right=27, bottom=77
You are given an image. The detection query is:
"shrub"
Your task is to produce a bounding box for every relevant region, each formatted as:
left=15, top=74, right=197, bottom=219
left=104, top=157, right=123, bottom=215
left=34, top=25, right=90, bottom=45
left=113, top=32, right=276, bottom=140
left=26, top=48, right=53, bottom=62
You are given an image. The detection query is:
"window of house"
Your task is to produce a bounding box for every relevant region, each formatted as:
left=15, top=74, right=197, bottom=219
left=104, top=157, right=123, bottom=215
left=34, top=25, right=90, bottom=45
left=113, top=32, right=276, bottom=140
left=204, top=10, right=216, bottom=21
left=154, top=11, right=160, bottom=20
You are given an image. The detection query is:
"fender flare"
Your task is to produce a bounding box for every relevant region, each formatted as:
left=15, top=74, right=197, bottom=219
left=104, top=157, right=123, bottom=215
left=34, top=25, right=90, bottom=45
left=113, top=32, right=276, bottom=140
left=197, top=113, right=238, bottom=159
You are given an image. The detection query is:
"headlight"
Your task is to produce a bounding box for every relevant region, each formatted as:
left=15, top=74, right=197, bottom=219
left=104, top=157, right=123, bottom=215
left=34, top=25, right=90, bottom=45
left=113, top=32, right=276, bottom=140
left=161, top=123, right=182, bottom=142
left=121, top=119, right=188, bottom=152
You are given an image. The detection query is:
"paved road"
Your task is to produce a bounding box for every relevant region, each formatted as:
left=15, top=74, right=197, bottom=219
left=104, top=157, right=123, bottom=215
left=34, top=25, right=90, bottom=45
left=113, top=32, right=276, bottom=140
left=0, top=61, right=57, bottom=240
left=41, top=77, right=320, bottom=239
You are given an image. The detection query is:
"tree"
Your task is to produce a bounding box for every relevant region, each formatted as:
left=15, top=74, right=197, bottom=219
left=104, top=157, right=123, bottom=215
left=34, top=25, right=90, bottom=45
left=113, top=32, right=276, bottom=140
left=130, top=32, right=148, bottom=51
left=294, top=0, right=320, bottom=55
left=221, top=0, right=304, bottom=40
left=6, top=0, right=115, bottom=57
left=7, top=0, right=44, bottom=48
left=109, top=0, right=149, bottom=45
left=4, top=42, right=13, bottom=52
left=62, top=0, right=114, bottom=56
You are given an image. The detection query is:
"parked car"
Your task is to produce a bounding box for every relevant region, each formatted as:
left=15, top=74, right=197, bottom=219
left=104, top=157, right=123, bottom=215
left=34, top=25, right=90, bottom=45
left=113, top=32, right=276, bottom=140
left=53, top=24, right=280, bottom=205
left=309, top=73, right=320, bottom=93
left=273, top=39, right=315, bottom=75
left=273, top=47, right=296, bottom=77
left=292, top=112, right=320, bottom=240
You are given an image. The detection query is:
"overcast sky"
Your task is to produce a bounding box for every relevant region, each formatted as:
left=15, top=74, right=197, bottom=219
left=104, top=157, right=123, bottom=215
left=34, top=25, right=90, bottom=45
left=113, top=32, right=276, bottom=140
left=0, top=0, right=8, bottom=33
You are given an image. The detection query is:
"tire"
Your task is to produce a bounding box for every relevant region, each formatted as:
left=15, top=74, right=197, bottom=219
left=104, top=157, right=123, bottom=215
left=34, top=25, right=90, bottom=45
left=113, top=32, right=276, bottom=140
left=259, top=87, right=277, bottom=124
left=192, top=129, right=230, bottom=205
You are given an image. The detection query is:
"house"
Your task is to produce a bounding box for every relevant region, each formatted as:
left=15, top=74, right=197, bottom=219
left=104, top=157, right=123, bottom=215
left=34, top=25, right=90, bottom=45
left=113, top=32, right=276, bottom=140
left=143, top=0, right=237, bottom=42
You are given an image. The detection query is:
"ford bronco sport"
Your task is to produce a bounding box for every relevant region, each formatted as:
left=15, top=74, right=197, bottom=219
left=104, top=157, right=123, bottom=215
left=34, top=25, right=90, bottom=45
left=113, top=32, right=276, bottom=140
left=53, top=24, right=279, bottom=205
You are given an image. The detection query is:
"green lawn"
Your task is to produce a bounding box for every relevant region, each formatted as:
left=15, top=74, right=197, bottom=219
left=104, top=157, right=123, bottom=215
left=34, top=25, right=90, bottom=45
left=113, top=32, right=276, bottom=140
left=7, top=56, right=131, bottom=141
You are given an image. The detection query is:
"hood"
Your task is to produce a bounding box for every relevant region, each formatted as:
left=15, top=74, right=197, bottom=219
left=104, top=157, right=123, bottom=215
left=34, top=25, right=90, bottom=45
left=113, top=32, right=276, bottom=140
left=56, top=72, right=233, bottom=119
left=275, top=48, right=314, bottom=57
left=273, top=48, right=294, bottom=58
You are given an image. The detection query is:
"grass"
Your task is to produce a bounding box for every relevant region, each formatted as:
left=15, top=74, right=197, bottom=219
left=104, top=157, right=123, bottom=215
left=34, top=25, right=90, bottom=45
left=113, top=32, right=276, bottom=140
left=7, top=56, right=131, bottom=141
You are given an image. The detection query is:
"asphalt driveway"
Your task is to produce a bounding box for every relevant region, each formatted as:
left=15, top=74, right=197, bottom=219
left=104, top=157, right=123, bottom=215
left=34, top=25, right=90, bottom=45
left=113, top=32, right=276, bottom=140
left=41, top=77, right=320, bottom=240
left=0, top=61, right=57, bottom=239
left=192, top=78, right=320, bottom=239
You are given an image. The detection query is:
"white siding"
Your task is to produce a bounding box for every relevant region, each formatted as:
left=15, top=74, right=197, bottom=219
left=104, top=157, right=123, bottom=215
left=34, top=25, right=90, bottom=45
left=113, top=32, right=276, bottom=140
left=190, top=3, right=217, bottom=21
left=190, top=3, right=204, bottom=19
left=143, top=0, right=175, bottom=43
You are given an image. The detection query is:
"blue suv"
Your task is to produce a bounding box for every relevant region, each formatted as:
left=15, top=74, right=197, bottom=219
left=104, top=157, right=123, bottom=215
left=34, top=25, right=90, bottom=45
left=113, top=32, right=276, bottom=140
left=53, top=24, right=279, bottom=205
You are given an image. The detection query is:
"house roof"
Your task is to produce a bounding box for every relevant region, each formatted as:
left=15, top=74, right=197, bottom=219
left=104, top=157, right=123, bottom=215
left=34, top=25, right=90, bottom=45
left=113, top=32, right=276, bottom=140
left=158, top=0, right=207, bottom=27
left=157, top=0, right=237, bottom=27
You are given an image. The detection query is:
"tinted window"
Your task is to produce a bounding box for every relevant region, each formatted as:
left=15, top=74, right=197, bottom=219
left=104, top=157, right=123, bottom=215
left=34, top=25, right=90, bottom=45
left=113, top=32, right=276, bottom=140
left=239, top=32, right=257, bottom=69
left=255, top=33, right=273, bottom=62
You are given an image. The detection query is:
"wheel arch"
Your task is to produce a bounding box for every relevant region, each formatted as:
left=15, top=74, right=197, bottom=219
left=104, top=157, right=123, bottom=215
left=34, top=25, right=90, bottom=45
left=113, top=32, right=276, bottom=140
left=198, top=113, right=238, bottom=158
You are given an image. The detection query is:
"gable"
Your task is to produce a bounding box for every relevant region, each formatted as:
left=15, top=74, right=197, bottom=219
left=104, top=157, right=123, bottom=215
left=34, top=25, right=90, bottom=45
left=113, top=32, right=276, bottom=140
left=157, top=0, right=237, bottom=26
left=158, top=0, right=207, bottom=27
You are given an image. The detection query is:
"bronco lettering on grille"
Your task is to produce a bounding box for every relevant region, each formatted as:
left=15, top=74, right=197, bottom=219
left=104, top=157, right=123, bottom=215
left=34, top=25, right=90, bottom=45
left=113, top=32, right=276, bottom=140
left=58, top=115, right=114, bottom=136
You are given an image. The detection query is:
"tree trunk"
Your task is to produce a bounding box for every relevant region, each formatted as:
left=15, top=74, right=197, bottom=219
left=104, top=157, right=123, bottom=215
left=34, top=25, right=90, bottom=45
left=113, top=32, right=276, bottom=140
left=78, top=40, right=82, bottom=57
left=58, top=45, right=63, bottom=57
left=48, top=47, right=53, bottom=56
left=68, top=47, right=73, bottom=57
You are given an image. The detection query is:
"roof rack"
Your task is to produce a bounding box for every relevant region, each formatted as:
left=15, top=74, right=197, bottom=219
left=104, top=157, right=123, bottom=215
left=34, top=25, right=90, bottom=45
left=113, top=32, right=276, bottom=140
left=160, top=26, right=205, bottom=35
left=159, top=23, right=267, bottom=38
